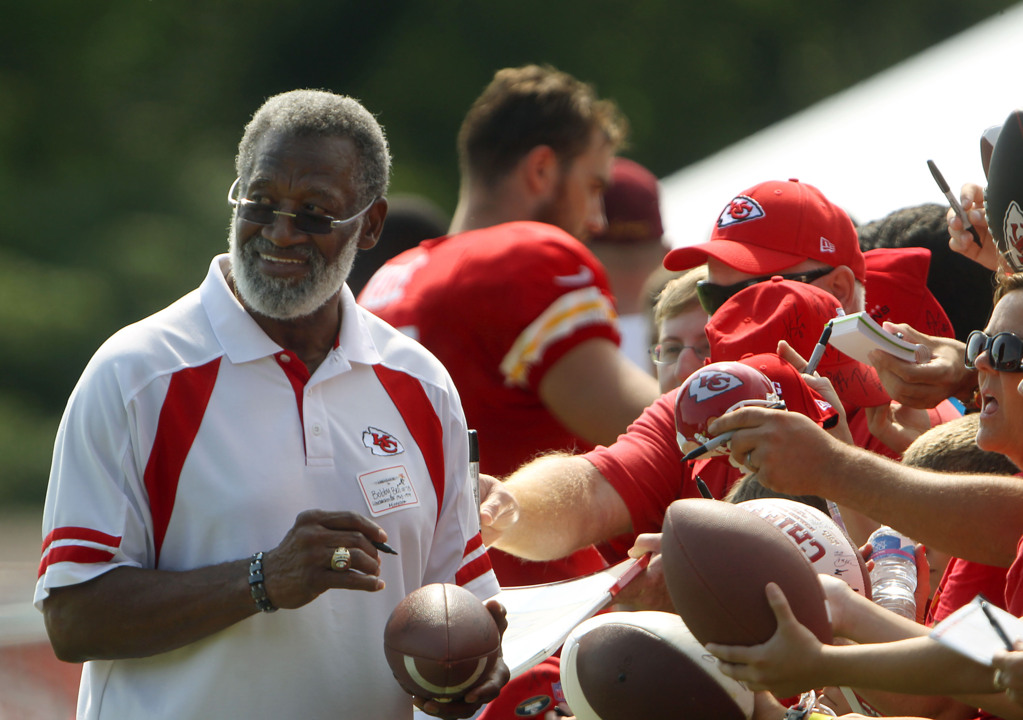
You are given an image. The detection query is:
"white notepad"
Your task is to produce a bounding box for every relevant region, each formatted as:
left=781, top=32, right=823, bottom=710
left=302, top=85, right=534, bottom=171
left=930, top=594, right=1023, bottom=666
left=491, top=555, right=649, bottom=677
left=828, top=311, right=930, bottom=364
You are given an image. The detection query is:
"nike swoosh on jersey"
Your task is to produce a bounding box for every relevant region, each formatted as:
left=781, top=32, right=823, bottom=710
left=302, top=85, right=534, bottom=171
left=554, top=265, right=595, bottom=287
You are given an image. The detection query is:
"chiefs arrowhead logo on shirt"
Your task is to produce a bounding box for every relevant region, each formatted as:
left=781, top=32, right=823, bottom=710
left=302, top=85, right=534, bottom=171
left=718, top=195, right=765, bottom=227
left=362, top=427, right=405, bottom=456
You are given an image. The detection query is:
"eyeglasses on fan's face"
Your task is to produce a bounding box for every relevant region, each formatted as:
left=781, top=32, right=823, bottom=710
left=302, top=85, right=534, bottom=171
left=965, top=330, right=1023, bottom=372
left=695, top=267, right=833, bottom=315
left=649, top=340, right=710, bottom=366
left=228, top=178, right=376, bottom=235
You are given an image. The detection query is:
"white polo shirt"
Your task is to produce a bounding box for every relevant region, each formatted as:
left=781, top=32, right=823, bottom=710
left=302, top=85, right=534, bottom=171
left=36, top=255, right=498, bottom=720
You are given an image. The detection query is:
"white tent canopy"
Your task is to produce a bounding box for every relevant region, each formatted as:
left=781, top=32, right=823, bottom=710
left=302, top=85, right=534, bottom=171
left=660, top=2, right=1023, bottom=248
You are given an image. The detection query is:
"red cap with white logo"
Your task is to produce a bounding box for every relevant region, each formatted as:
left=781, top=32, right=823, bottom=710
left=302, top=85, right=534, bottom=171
left=664, top=179, right=865, bottom=283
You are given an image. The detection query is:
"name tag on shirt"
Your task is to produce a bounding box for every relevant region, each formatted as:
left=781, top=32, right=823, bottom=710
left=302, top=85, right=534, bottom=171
left=357, top=466, right=420, bottom=516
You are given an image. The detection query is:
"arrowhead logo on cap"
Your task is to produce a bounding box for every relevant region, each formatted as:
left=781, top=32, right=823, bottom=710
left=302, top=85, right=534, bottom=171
left=819, top=237, right=836, bottom=254
left=718, top=195, right=765, bottom=227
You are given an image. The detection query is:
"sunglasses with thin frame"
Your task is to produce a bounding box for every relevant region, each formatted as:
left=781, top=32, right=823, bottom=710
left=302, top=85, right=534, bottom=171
left=695, top=267, right=834, bottom=315
left=228, top=178, right=376, bottom=235
left=965, top=330, right=1023, bottom=372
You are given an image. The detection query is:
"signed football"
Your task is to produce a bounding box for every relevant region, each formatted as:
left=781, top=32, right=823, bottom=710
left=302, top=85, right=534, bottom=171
left=660, top=498, right=832, bottom=647
left=738, top=497, right=871, bottom=599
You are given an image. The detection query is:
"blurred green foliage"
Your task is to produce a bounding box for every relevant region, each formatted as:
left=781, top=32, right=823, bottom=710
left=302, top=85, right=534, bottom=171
left=1, top=0, right=1016, bottom=507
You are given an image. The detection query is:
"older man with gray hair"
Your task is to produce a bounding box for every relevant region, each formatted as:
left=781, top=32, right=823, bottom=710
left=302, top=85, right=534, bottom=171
left=37, top=89, right=504, bottom=720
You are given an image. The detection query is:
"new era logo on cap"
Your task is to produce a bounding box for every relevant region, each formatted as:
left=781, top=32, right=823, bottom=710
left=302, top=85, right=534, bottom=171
left=718, top=195, right=765, bottom=228
left=820, top=237, right=836, bottom=254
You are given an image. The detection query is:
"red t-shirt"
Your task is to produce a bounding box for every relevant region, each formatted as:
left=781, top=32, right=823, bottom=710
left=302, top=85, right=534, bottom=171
left=928, top=557, right=1009, bottom=625
left=1004, top=535, right=1023, bottom=617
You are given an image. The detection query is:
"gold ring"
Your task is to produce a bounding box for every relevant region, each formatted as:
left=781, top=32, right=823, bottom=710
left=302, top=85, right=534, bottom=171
left=330, top=546, right=352, bottom=572
left=745, top=450, right=756, bottom=471
left=995, top=668, right=1008, bottom=690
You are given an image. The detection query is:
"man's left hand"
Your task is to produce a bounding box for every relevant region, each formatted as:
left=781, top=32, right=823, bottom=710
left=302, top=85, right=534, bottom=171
left=479, top=474, right=519, bottom=546
left=413, top=599, right=510, bottom=718
left=610, top=534, right=674, bottom=613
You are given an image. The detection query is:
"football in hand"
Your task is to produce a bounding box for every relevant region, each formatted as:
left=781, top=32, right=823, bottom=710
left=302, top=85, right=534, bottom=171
left=660, top=498, right=832, bottom=647
left=383, top=583, right=501, bottom=701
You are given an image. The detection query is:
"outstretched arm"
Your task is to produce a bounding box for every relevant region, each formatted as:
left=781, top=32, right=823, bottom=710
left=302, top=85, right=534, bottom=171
left=707, top=582, right=998, bottom=699
left=485, top=453, right=632, bottom=561
left=709, top=407, right=1023, bottom=566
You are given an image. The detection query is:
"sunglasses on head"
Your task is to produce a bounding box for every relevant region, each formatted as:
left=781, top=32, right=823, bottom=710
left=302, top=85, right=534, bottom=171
left=965, top=330, right=1023, bottom=372
left=227, top=178, right=376, bottom=235
left=695, top=267, right=833, bottom=315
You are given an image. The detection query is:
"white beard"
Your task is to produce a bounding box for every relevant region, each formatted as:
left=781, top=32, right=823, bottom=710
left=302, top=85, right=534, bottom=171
left=229, top=225, right=359, bottom=320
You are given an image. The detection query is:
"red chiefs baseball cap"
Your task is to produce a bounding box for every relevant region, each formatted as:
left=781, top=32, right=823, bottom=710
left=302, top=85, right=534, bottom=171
left=477, top=657, right=565, bottom=719
left=664, top=179, right=865, bottom=283
left=707, top=277, right=890, bottom=411
left=863, top=247, right=955, bottom=339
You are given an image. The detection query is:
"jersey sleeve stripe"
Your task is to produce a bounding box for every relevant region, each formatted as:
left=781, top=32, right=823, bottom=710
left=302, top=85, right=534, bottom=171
left=41, top=526, right=122, bottom=555
left=500, top=287, right=616, bottom=387
left=143, top=357, right=222, bottom=566
left=372, top=365, right=445, bottom=525
left=38, top=546, right=117, bottom=578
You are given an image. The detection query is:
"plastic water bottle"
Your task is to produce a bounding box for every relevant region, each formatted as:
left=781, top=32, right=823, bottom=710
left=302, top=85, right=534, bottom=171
left=868, top=526, right=917, bottom=620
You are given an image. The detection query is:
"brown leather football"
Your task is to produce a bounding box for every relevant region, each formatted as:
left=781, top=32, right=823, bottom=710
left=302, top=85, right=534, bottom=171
left=661, top=498, right=833, bottom=647
left=383, top=583, right=500, bottom=701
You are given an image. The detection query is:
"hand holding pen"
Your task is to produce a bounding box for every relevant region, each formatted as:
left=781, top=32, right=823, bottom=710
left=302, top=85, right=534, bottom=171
left=682, top=402, right=787, bottom=462
left=927, top=159, right=982, bottom=249
left=804, top=321, right=833, bottom=376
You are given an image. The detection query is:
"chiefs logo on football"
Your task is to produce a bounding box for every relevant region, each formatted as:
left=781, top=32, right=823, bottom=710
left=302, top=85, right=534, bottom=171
left=688, top=371, right=744, bottom=403
left=362, top=427, right=405, bottom=456
left=718, top=195, right=765, bottom=227
left=1002, top=200, right=1023, bottom=273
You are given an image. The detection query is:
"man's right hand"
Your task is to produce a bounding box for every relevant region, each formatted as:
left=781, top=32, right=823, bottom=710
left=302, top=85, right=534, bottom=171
left=867, top=323, right=974, bottom=410
left=948, top=182, right=1000, bottom=271
left=263, top=509, right=386, bottom=609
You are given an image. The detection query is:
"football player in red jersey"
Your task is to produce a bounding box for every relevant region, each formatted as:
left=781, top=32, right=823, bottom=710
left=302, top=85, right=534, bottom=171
left=360, top=65, right=661, bottom=590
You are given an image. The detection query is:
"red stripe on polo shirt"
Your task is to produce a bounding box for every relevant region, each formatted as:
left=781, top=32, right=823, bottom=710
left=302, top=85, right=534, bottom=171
left=456, top=551, right=494, bottom=587
left=41, top=526, right=122, bottom=555
left=38, top=546, right=116, bottom=578
left=144, top=358, right=222, bottom=565
left=463, top=532, right=484, bottom=557
left=373, top=365, right=445, bottom=524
